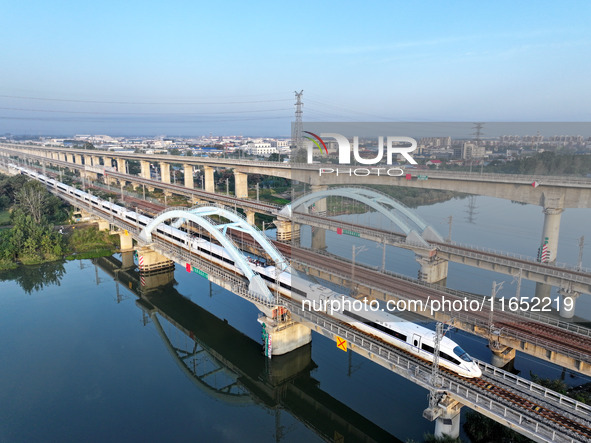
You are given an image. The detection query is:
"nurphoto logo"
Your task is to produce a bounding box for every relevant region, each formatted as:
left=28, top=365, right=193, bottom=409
left=303, top=131, right=418, bottom=177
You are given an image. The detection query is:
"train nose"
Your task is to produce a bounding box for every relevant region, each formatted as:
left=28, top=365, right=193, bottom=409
left=472, top=362, right=482, bottom=378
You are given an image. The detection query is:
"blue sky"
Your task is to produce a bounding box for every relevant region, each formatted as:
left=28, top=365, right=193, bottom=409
left=1, top=1, right=589, bottom=135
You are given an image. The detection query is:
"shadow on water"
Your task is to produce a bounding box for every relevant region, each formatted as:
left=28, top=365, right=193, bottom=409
left=95, top=254, right=403, bottom=443
left=0, top=260, right=66, bottom=294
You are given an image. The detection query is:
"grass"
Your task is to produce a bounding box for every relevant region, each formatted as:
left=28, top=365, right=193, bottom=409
left=0, top=210, right=11, bottom=226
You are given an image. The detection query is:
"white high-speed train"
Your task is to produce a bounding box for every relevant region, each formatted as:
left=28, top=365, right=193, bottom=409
left=15, top=165, right=482, bottom=378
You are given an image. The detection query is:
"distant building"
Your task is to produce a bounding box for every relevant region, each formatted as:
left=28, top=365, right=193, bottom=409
left=249, top=142, right=277, bottom=156
left=461, top=143, right=485, bottom=159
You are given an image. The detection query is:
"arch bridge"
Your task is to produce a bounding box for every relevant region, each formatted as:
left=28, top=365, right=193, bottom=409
left=279, top=186, right=443, bottom=247
left=139, top=204, right=291, bottom=302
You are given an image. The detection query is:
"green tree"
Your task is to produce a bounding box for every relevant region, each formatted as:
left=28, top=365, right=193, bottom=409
left=15, top=180, right=48, bottom=224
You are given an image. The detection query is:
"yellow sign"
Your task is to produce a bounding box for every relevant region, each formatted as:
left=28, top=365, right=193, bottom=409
left=336, top=336, right=347, bottom=352
left=124, top=229, right=128, bottom=235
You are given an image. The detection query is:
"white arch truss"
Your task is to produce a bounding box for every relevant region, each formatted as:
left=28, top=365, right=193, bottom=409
left=139, top=205, right=286, bottom=301
left=279, top=186, right=443, bottom=246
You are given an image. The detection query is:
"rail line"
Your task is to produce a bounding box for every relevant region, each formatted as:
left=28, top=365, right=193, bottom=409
left=15, top=164, right=591, bottom=442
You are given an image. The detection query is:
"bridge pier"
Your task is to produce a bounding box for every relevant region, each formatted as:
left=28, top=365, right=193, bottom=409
left=245, top=209, right=255, bottom=226
left=140, top=160, right=151, bottom=179
left=275, top=218, right=300, bottom=242
left=258, top=316, right=312, bottom=356
left=558, top=288, right=580, bottom=319
left=415, top=253, right=448, bottom=283
left=137, top=247, right=175, bottom=272
left=234, top=171, right=248, bottom=198
left=116, top=158, right=127, bottom=174
left=184, top=164, right=194, bottom=189
left=119, top=230, right=134, bottom=251
left=160, top=162, right=171, bottom=184
left=97, top=219, right=110, bottom=231
left=311, top=227, right=327, bottom=250
left=539, top=207, right=563, bottom=263
left=433, top=398, right=462, bottom=440
left=204, top=166, right=214, bottom=193
left=490, top=341, right=516, bottom=368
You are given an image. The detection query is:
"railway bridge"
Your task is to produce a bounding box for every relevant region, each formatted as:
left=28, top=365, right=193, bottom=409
left=7, top=164, right=591, bottom=442
left=2, top=147, right=591, bottom=312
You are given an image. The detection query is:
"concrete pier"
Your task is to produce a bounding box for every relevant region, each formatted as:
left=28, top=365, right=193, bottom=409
left=234, top=171, right=248, bottom=198
left=137, top=247, right=174, bottom=272
left=116, top=158, right=127, bottom=174
left=540, top=207, right=563, bottom=263
left=140, top=160, right=151, bottom=179
left=245, top=209, right=255, bottom=226
left=275, top=218, right=300, bottom=242
left=160, top=162, right=171, bottom=184
left=183, top=164, right=194, bottom=189
left=416, top=253, right=448, bottom=283
left=490, top=341, right=516, bottom=368
left=204, top=166, right=214, bottom=193
left=434, top=398, right=462, bottom=439
left=258, top=316, right=312, bottom=356
left=559, top=288, right=580, bottom=319
left=119, top=230, right=134, bottom=251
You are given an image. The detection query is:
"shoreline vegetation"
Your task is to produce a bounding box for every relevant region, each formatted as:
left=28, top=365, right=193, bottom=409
left=0, top=173, right=120, bottom=271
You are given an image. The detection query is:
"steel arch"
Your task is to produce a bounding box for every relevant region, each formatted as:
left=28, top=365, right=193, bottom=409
left=151, top=313, right=252, bottom=404
left=171, top=205, right=291, bottom=274
left=139, top=206, right=274, bottom=300
left=279, top=187, right=443, bottom=245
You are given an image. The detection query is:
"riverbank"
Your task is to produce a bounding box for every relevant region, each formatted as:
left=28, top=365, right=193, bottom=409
left=0, top=223, right=120, bottom=271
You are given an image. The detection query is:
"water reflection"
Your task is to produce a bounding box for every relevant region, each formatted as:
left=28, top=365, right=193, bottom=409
left=94, top=254, right=402, bottom=443
left=0, top=260, right=65, bottom=294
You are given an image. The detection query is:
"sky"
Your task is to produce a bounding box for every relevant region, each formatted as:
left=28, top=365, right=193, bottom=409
left=1, top=0, right=590, bottom=136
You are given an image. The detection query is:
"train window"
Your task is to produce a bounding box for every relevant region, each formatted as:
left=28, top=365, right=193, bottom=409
left=343, top=311, right=407, bottom=342
left=440, top=352, right=461, bottom=366
left=453, top=346, right=473, bottom=362
left=421, top=343, right=435, bottom=354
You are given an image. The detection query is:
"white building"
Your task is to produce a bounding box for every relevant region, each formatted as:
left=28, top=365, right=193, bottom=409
left=249, top=142, right=278, bottom=156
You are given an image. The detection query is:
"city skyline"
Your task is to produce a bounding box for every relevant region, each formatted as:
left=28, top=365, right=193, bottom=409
left=1, top=1, right=590, bottom=135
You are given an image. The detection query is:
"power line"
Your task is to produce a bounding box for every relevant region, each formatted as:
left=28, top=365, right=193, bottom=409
left=0, top=106, right=292, bottom=116
left=0, top=94, right=292, bottom=105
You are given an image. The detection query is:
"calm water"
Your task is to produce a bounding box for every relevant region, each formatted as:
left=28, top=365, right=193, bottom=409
left=1, top=195, right=591, bottom=443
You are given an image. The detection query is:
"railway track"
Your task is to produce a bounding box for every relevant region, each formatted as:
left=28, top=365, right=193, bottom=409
left=292, top=210, right=591, bottom=280
left=34, top=169, right=591, bottom=359
left=25, top=170, right=591, bottom=441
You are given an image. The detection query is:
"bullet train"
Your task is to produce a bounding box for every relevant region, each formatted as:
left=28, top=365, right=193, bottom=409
left=15, top=165, right=482, bottom=378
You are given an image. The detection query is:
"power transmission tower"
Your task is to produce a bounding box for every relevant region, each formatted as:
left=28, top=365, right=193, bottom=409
left=293, top=90, right=304, bottom=151
left=472, top=122, right=484, bottom=145
left=465, top=196, right=478, bottom=224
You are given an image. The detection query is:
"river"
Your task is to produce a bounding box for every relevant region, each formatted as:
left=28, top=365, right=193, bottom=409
left=1, top=194, right=590, bottom=442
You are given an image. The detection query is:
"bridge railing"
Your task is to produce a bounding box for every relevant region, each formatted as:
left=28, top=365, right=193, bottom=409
left=479, top=360, right=591, bottom=421
left=300, top=245, right=591, bottom=338
left=283, top=297, right=582, bottom=443
left=23, top=166, right=591, bottom=440
left=6, top=143, right=591, bottom=186
left=439, top=243, right=591, bottom=282
left=292, top=248, right=591, bottom=362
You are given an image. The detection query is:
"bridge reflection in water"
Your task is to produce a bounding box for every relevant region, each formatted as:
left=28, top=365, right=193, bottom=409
left=94, top=253, right=401, bottom=443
